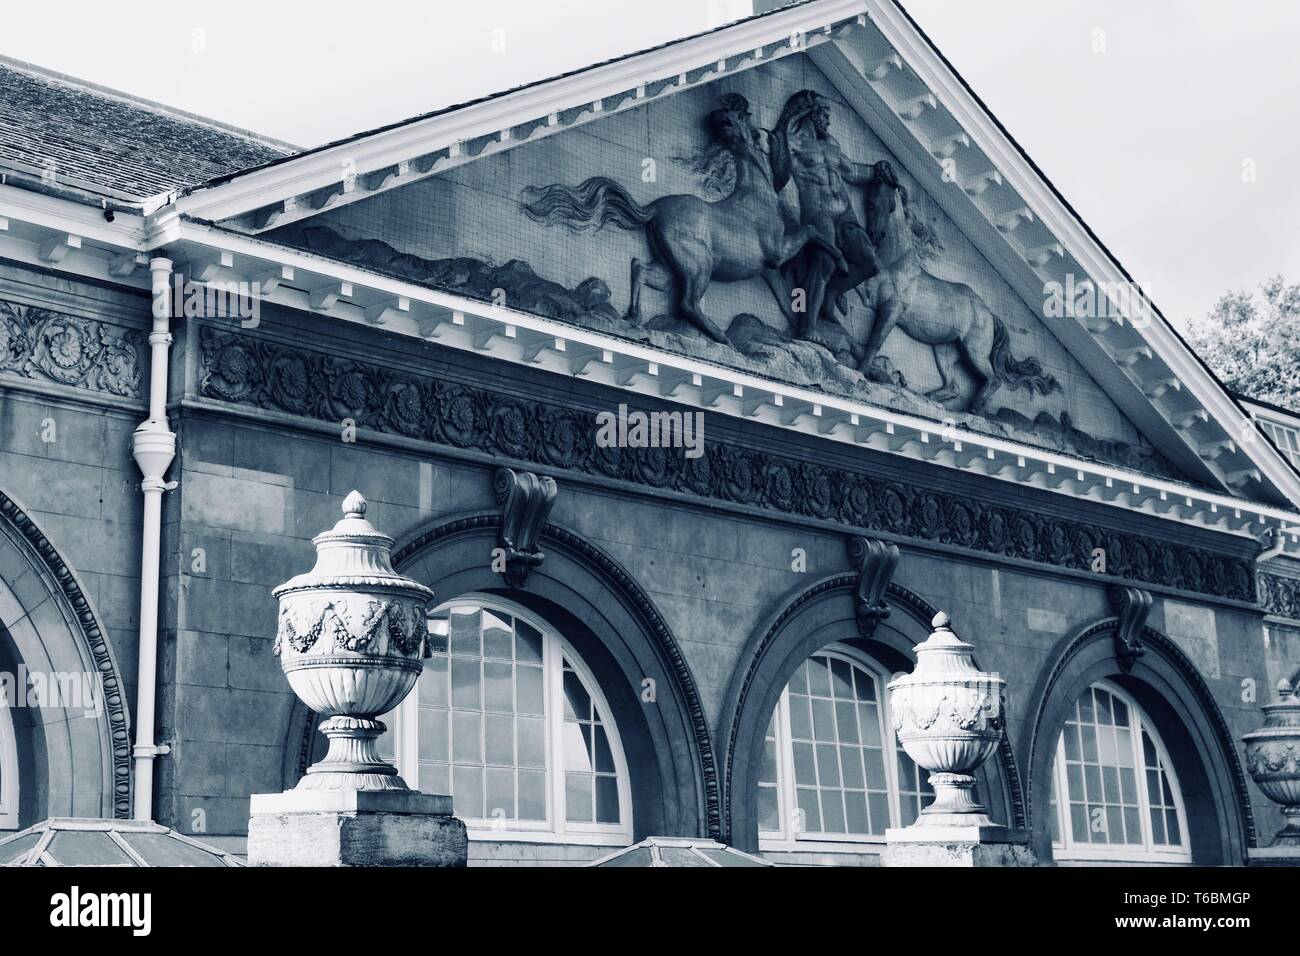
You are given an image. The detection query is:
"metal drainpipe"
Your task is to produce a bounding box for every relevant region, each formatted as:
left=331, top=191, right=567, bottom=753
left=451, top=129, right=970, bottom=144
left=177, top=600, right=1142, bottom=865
left=130, top=257, right=178, bottom=820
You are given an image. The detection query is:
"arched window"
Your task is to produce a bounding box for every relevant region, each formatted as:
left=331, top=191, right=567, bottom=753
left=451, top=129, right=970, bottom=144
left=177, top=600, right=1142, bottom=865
left=378, top=595, right=632, bottom=845
left=756, top=644, right=931, bottom=850
left=1048, top=681, right=1190, bottom=862
left=0, top=690, right=17, bottom=829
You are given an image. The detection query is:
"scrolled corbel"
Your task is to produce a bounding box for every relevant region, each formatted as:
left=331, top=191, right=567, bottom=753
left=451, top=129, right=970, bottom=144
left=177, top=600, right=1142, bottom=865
left=1107, top=584, right=1152, bottom=672
left=494, top=467, right=557, bottom=588
left=846, top=536, right=901, bottom=637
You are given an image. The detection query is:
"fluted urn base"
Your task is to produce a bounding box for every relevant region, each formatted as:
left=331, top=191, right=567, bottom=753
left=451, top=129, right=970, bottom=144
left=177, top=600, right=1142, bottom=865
left=1269, top=806, right=1300, bottom=847
left=919, top=772, right=995, bottom=827
left=296, top=716, right=410, bottom=792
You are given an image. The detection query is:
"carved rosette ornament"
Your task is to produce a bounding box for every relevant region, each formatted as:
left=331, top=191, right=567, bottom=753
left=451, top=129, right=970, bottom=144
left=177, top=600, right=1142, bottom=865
left=1242, top=680, right=1300, bottom=847
left=887, top=613, right=1005, bottom=826
left=272, top=491, right=434, bottom=791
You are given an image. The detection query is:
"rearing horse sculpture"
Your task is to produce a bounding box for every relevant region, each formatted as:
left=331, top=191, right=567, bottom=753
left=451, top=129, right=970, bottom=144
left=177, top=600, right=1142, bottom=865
left=519, top=94, right=845, bottom=343
left=859, top=161, right=1060, bottom=413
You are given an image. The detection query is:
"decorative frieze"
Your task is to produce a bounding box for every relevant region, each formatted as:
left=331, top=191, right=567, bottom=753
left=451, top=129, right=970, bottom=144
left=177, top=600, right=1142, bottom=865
left=0, top=299, right=143, bottom=398
left=197, top=325, right=1256, bottom=603
left=1259, top=572, right=1300, bottom=621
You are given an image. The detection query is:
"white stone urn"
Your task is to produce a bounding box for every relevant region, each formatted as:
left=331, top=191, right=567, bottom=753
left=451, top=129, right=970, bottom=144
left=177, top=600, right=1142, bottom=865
left=272, top=490, right=433, bottom=791
left=1242, top=679, right=1300, bottom=847
left=887, top=612, right=1005, bottom=827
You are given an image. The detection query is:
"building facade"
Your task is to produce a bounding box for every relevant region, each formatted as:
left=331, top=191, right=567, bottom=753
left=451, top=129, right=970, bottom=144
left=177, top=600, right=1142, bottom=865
left=3, top=0, right=1300, bottom=866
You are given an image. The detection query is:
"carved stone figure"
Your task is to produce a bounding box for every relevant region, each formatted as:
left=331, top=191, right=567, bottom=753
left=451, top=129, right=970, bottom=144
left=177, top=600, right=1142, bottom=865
left=520, top=93, right=845, bottom=343
left=859, top=161, right=1060, bottom=412
left=768, top=89, right=881, bottom=338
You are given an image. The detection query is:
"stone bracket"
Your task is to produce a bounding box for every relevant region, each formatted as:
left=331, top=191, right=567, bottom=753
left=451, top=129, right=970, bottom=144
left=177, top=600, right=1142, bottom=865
left=1107, top=584, right=1152, bottom=672
left=494, top=467, right=558, bottom=588
left=846, top=536, right=901, bottom=637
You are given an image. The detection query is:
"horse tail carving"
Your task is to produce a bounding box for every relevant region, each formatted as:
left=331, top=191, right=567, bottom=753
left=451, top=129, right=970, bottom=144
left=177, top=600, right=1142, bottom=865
left=520, top=176, right=655, bottom=232
left=989, top=315, right=1061, bottom=396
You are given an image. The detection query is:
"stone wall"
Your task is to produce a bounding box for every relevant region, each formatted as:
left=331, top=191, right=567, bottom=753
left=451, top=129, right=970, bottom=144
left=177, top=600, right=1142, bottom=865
left=151, top=301, right=1276, bottom=861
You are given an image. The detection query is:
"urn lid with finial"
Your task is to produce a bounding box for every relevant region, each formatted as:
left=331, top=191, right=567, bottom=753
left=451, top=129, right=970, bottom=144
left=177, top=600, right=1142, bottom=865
left=271, top=491, right=433, bottom=600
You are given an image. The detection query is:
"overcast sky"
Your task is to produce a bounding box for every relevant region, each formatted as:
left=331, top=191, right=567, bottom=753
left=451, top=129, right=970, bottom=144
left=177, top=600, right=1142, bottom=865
left=2, top=0, right=1296, bottom=327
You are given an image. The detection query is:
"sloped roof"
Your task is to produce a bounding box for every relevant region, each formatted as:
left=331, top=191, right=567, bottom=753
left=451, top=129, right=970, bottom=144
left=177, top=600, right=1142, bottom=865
left=0, top=55, right=295, bottom=200
left=588, top=836, right=773, bottom=867
left=0, top=818, right=244, bottom=866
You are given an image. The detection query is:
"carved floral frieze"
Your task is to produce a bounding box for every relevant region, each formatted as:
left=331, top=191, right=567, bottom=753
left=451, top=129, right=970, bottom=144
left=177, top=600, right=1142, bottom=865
left=0, top=299, right=143, bottom=398
left=197, top=325, right=1256, bottom=603
left=1258, top=572, right=1300, bottom=621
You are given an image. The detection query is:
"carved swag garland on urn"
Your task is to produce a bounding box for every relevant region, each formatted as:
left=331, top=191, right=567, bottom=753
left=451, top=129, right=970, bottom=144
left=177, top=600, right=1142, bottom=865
left=198, top=325, right=1254, bottom=604
left=1242, top=679, right=1300, bottom=847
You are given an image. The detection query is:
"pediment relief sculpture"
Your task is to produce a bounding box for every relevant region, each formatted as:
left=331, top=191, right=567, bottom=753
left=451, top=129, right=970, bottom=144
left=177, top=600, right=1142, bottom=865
left=520, top=90, right=1058, bottom=416
left=269, top=85, right=1178, bottom=481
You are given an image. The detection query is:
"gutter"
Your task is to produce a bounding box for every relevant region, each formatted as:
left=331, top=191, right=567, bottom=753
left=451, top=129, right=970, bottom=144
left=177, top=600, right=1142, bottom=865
left=129, top=257, right=178, bottom=820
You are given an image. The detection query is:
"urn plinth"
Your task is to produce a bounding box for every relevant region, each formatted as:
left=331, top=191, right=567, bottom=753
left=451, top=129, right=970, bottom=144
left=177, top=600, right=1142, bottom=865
left=1243, top=679, right=1300, bottom=847
left=272, top=490, right=433, bottom=792
left=887, top=612, right=1005, bottom=827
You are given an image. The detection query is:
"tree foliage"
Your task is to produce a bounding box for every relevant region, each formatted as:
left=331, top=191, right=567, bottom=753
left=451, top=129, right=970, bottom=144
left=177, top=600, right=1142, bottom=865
left=1187, top=275, right=1300, bottom=410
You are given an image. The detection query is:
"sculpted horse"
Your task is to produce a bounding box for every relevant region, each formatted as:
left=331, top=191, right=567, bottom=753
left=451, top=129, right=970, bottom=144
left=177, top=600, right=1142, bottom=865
left=859, top=161, right=1060, bottom=413
left=519, top=94, right=845, bottom=343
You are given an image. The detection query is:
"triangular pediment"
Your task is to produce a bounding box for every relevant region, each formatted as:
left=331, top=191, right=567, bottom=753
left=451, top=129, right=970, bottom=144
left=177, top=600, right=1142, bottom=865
left=170, top=0, right=1300, bottom=512
left=261, top=52, right=1179, bottom=482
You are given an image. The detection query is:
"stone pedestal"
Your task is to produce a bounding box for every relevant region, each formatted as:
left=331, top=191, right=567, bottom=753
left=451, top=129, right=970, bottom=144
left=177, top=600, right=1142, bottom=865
left=248, top=790, right=468, bottom=867
left=1246, top=846, right=1300, bottom=867
left=882, top=825, right=1036, bottom=867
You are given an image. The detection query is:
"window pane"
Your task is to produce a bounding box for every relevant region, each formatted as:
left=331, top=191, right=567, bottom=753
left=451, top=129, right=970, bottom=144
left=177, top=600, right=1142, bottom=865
left=835, top=702, right=859, bottom=744
left=595, top=775, right=620, bottom=824
left=449, top=607, right=480, bottom=656
left=796, top=788, right=820, bottom=833
left=565, top=772, right=593, bottom=823
left=515, top=620, right=543, bottom=664
left=517, top=716, right=545, bottom=769
left=821, top=790, right=846, bottom=833
left=844, top=790, right=869, bottom=834
left=757, top=786, right=780, bottom=832
left=518, top=769, right=546, bottom=821
left=482, top=611, right=513, bottom=660
left=418, top=708, right=449, bottom=762
left=453, top=765, right=483, bottom=817
left=806, top=657, right=832, bottom=698
left=563, top=722, right=592, bottom=773
left=516, top=665, right=544, bottom=716
left=593, top=725, right=615, bottom=774
left=419, top=655, right=449, bottom=707
left=452, top=710, right=481, bottom=763
left=484, top=713, right=513, bottom=766
left=451, top=658, right=480, bottom=709
left=421, top=762, right=449, bottom=796
left=563, top=669, right=591, bottom=721
left=483, top=661, right=513, bottom=713
left=485, top=767, right=514, bottom=819
left=788, top=694, right=813, bottom=740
